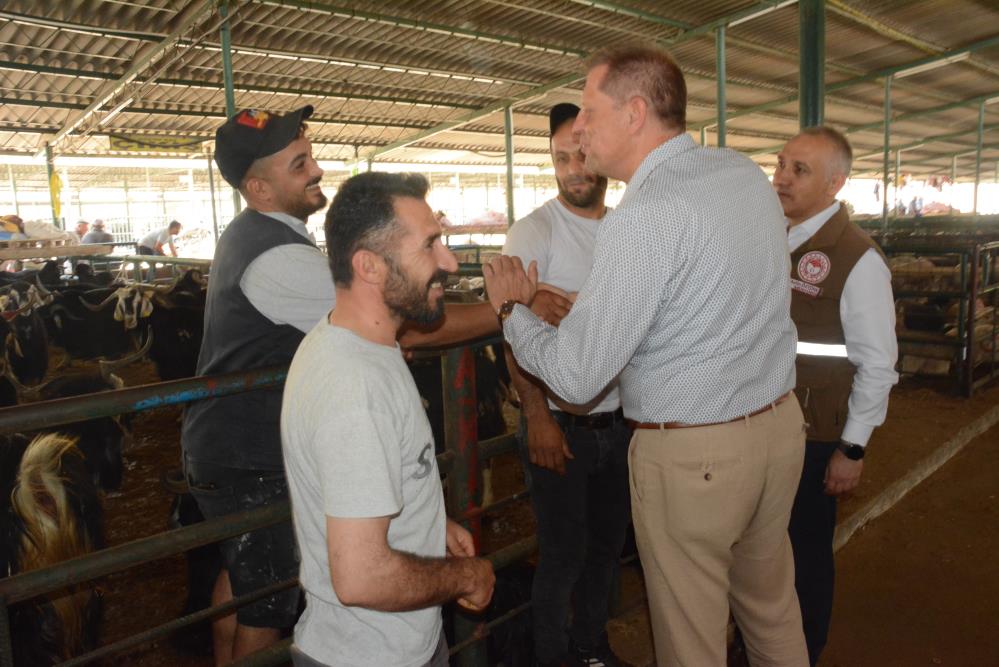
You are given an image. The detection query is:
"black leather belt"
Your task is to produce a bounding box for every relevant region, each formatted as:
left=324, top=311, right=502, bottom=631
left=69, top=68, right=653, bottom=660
left=552, top=407, right=626, bottom=430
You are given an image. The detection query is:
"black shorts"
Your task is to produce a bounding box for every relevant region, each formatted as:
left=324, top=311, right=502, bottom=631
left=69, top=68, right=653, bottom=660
left=136, top=245, right=157, bottom=255
left=185, top=460, right=300, bottom=628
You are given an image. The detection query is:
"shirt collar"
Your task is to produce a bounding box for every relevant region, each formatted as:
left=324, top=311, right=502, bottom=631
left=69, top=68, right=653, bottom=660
left=621, top=133, right=698, bottom=205
left=258, top=210, right=314, bottom=242
left=786, top=201, right=840, bottom=251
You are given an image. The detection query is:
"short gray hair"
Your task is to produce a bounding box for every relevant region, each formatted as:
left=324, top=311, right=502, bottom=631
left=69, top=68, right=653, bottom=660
left=800, top=126, right=852, bottom=179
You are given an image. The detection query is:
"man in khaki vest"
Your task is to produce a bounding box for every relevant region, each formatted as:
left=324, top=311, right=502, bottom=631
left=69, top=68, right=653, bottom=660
left=774, top=126, right=898, bottom=665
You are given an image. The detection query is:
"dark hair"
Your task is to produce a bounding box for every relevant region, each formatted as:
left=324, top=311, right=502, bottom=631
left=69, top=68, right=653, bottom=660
left=800, top=126, right=853, bottom=178
left=325, top=172, right=429, bottom=287
left=168, top=220, right=182, bottom=231
left=588, top=46, right=687, bottom=132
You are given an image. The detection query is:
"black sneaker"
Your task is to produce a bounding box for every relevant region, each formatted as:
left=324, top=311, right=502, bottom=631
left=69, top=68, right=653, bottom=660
left=570, top=636, right=622, bottom=667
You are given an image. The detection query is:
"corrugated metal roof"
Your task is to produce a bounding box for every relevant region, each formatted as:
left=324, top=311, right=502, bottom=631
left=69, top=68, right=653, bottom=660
left=0, top=0, right=996, bottom=183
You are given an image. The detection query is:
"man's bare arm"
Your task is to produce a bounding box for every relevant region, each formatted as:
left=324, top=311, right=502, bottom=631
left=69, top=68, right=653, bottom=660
left=327, top=515, right=494, bottom=612
left=398, top=302, right=499, bottom=349
left=504, top=344, right=573, bottom=474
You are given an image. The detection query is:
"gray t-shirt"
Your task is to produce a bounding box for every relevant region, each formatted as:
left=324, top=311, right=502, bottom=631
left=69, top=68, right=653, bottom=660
left=503, top=198, right=620, bottom=415
left=281, top=320, right=446, bottom=666
left=140, top=227, right=173, bottom=250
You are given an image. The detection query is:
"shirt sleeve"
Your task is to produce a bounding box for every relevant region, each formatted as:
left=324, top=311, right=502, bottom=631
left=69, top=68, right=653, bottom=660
left=241, top=243, right=336, bottom=333
left=504, top=200, right=674, bottom=405
left=840, top=248, right=899, bottom=446
left=314, top=407, right=403, bottom=519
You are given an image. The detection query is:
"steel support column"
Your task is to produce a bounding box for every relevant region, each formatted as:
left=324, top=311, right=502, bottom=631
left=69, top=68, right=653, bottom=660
left=894, top=150, right=901, bottom=216
left=5, top=165, right=17, bottom=217
left=975, top=101, right=985, bottom=215
left=882, top=76, right=892, bottom=228
left=442, top=347, right=486, bottom=666
left=206, top=150, right=220, bottom=242
left=504, top=106, right=515, bottom=226
left=700, top=126, right=708, bottom=146
left=716, top=27, right=727, bottom=147
left=220, top=1, right=241, bottom=216
left=799, top=0, right=825, bottom=127
left=950, top=155, right=957, bottom=214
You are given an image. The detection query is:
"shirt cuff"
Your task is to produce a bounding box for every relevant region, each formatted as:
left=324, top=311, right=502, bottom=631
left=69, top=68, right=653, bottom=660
left=840, top=420, right=874, bottom=447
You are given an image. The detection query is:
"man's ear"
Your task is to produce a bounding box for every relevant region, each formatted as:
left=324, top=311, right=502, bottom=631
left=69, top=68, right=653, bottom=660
left=243, top=175, right=270, bottom=203
left=351, top=249, right=385, bottom=286
left=626, top=95, right=648, bottom=134
left=827, top=172, right=848, bottom=198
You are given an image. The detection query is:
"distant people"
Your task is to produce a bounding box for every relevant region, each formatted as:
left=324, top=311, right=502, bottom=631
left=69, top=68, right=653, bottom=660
left=138, top=221, right=182, bottom=256
left=72, top=220, right=89, bottom=243
left=81, top=220, right=114, bottom=244
left=774, top=127, right=898, bottom=666
left=282, top=171, right=495, bottom=666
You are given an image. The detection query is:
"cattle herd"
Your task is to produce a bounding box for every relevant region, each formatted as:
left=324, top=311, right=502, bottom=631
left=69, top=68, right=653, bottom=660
left=0, top=260, right=207, bottom=664
left=0, top=259, right=519, bottom=665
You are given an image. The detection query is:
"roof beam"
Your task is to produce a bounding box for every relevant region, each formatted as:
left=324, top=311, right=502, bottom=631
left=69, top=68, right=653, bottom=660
left=854, top=124, right=999, bottom=162
left=826, top=0, right=999, bottom=80
left=254, top=0, right=586, bottom=57
left=38, top=0, right=218, bottom=155
left=366, top=72, right=582, bottom=160
left=0, top=10, right=541, bottom=87
left=717, top=33, right=999, bottom=128
left=0, top=62, right=485, bottom=111
left=746, top=91, right=999, bottom=157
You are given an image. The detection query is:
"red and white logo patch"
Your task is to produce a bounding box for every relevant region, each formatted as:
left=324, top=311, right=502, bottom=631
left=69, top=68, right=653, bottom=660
left=797, top=251, right=831, bottom=284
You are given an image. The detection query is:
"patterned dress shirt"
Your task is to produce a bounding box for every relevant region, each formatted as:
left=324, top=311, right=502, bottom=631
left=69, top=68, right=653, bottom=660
left=504, top=133, right=797, bottom=424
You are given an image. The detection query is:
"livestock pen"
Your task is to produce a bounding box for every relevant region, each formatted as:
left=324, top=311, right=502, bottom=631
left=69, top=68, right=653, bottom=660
left=0, top=343, right=543, bottom=667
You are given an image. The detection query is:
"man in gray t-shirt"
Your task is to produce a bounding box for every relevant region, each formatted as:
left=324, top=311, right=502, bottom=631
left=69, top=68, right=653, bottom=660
left=281, top=172, right=495, bottom=667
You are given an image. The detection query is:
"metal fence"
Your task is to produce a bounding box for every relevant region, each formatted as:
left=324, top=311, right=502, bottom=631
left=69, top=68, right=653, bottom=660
left=0, top=342, right=534, bottom=667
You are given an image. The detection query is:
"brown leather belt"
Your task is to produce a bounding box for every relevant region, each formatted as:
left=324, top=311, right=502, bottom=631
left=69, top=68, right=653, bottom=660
left=627, top=391, right=792, bottom=430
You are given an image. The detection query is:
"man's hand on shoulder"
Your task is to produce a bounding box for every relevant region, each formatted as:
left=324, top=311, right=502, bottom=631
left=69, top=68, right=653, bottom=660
left=824, top=449, right=863, bottom=496
left=527, top=414, right=573, bottom=475
left=482, top=255, right=537, bottom=313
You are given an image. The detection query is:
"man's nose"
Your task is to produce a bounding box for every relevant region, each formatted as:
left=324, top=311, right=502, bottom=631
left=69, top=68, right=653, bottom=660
left=439, top=245, right=458, bottom=273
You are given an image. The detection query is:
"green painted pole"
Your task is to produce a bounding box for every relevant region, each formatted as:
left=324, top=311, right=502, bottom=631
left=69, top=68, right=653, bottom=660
left=799, top=0, right=825, bottom=128
left=894, top=149, right=901, bottom=217
left=700, top=126, right=707, bottom=146
left=950, top=155, right=957, bottom=214
left=882, top=76, right=892, bottom=229
left=6, top=165, right=18, bottom=217
left=974, top=101, right=984, bottom=215
left=716, top=26, right=726, bottom=148
left=504, top=106, right=515, bottom=226
left=206, top=149, right=220, bottom=242
left=219, top=1, right=241, bottom=216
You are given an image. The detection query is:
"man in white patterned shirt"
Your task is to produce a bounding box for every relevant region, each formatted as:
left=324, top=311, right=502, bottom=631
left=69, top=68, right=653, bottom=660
left=483, top=46, right=808, bottom=666
left=775, top=127, right=898, bottom=666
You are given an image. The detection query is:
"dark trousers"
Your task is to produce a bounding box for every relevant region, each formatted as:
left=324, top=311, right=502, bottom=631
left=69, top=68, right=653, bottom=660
left=520, top=412, right=632, bottom=663
left=788, top=440, right=838, bottom=667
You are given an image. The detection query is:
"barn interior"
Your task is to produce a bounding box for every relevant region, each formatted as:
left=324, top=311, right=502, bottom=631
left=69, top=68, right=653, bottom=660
left=1, top=2, right=998, bottom=666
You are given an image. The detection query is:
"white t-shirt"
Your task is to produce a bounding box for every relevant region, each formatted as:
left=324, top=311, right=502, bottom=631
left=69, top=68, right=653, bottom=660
left=503, top=198, right=620, bottom=415
left=140, top=228, right=173, bottom=250
left=281, top=320, right=446, bottom=667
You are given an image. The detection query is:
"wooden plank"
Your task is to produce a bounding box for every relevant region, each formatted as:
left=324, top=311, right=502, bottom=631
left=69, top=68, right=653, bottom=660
left=0, top=244, right=114, bottom=260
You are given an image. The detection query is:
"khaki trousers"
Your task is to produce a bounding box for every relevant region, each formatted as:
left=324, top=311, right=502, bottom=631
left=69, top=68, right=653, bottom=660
left=629, top=395, right=808, bottom=667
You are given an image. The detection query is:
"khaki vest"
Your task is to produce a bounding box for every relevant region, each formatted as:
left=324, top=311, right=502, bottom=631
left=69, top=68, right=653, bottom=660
left=790, top=204, right=886, bottom=442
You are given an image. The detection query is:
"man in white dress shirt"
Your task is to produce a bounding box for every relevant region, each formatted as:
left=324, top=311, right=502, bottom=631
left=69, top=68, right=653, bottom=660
left=774, top=126, right=898, bottom=666
left=484, top=46, right=808, bottom=666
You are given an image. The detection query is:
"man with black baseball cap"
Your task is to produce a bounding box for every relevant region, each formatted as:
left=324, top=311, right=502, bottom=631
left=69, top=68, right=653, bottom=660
left=183, top=105, right=512, bottom=664
left=501, top=103, right=628, bottom=667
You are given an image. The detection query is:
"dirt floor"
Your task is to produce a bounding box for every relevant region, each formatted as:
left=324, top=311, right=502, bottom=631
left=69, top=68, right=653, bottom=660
left=42, top=364, right=999, bottom=666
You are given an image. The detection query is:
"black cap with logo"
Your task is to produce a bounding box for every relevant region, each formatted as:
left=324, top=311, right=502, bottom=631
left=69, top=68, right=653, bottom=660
left=548, top=102, right=580, bottom=136
left=214, top=105, right=314, bottom=188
